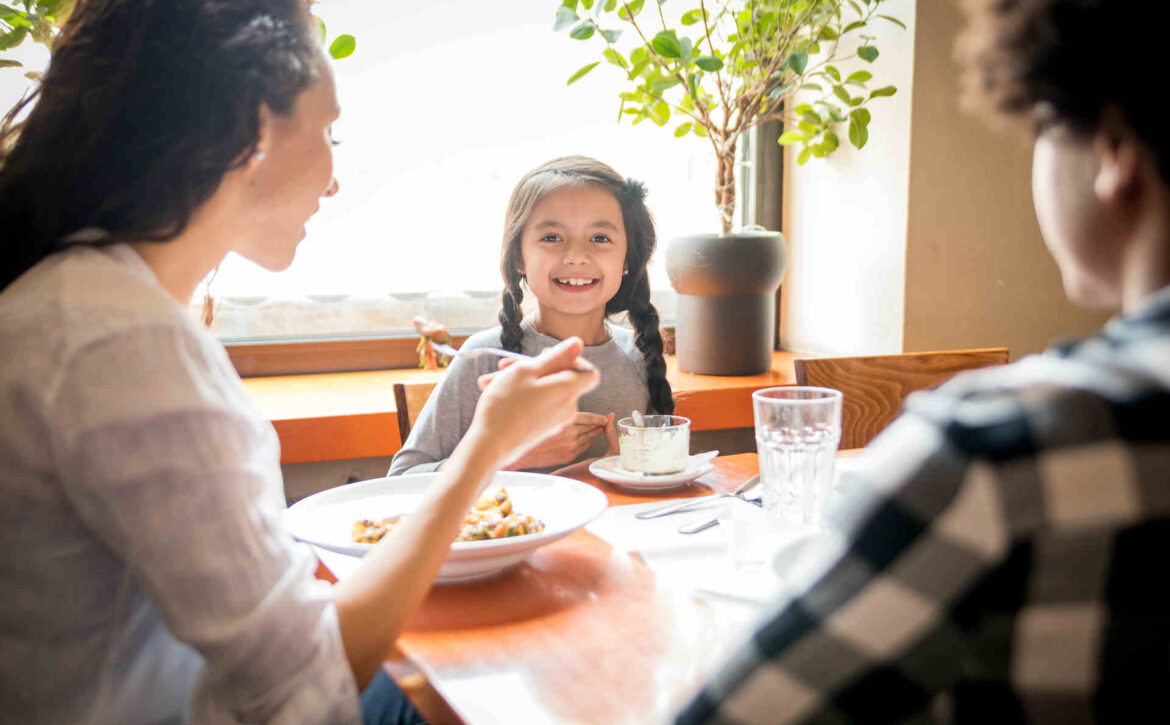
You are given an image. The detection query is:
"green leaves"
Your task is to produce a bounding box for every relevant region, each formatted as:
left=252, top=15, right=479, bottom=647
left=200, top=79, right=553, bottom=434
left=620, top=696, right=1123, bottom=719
left=783, top=51, right=808, bottom=75
left=617, top=0, right=644, bottom=21
left=570, top=21, right=596, bottom=39
left=694, top=55, right=723, bottom=72
left=627, top=56, right=651, bottom=80
left=546, top=0, right=906, bottom=193
left=845, top=70, right=872, bottom=86
left=567, top=60, right=600, bottom=84
left=848, top=107, right=871, bottom=149
left=651, top=29, right=681, bottom=58
left=649, top=76, right=680, bottom=94
left=554, top=6, right=579, bottom=30
left=821, top=130, right=840, bottom=154
left=0, top=58, right=21, bottom=68
left=328, top=34, right=356, bottom=60
left=778, top=130, right=808, bottom=145
left=0, top=25, right=27, bottom=51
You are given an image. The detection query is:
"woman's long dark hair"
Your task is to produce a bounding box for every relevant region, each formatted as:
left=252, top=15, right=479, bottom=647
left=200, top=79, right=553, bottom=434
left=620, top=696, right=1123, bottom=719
left=0, top=0, right=323, bottom=292
left=498, top=155, right=675, bottom=416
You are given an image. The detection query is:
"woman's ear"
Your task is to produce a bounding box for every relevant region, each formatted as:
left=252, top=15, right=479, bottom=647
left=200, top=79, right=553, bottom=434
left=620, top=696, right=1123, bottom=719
left=244, top=104, right=276, bottom=175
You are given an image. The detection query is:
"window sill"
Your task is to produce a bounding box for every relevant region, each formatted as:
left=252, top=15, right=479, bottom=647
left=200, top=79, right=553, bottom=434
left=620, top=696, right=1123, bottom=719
left=242, top=351, right=809, bottom=464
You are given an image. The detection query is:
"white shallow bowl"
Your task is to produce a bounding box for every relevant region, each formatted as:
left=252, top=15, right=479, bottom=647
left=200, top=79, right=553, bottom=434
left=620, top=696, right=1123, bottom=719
left=285, top=471, right=608, bottom=584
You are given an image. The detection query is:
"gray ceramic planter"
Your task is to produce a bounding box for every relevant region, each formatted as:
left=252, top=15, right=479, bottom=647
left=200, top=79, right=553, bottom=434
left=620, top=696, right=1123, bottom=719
left=665, top=232, right=788, bottom=375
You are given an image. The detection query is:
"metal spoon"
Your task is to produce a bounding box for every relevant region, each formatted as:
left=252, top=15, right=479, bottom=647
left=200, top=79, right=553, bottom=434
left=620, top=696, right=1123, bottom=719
left=634, top=474, right=760, bottom=519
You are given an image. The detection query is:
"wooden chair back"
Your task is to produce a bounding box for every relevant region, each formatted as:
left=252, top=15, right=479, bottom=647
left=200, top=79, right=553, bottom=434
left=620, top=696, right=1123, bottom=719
left=393, top=381, right=438, bottom=442
left=794, top=348, right=1009, bottom=449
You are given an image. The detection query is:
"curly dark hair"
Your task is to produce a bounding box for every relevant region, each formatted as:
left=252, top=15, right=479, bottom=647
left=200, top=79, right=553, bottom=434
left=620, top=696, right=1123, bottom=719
left=956, top=0, right=1169, bottom=180
left=498, top=155, right=675, bottom=416
left=0, top=0, right=323, bottom=292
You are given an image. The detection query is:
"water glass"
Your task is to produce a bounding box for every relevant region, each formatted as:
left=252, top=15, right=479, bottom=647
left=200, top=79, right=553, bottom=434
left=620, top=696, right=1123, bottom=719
left=617, top=415, right=690, bottom=473
left=753, top=387, right=843, bottom=528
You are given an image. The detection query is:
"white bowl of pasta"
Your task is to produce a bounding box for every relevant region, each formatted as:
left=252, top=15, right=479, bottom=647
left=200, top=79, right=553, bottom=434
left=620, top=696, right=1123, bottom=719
left=284, top=471, right=610, bottom=584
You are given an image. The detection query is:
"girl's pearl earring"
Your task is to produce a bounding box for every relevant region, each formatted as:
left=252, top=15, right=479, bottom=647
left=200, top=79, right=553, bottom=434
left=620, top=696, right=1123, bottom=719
left=253, top=149, right=266, bottom=161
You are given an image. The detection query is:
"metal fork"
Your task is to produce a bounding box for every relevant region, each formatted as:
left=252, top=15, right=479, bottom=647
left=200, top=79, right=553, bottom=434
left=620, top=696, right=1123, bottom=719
left=430, top=341, right=593, bottom=372
left=430, top=342, right=531, bottom=364
left=677, top=494, right=762, bottom=534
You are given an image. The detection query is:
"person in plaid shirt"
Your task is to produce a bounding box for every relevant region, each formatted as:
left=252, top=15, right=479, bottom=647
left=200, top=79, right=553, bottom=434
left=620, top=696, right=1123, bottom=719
left=679, top=0, right=1170, bottom=722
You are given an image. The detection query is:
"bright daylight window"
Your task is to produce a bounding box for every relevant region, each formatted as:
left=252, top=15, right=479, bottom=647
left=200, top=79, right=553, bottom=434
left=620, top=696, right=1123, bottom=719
left=1, top=0, right=756, bottom=342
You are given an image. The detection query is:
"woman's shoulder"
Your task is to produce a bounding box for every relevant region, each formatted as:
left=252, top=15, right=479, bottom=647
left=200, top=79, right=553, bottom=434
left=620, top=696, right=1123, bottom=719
left=1, top=244, right=225, bottom=405
left=3, top=245, right=196, bottom=347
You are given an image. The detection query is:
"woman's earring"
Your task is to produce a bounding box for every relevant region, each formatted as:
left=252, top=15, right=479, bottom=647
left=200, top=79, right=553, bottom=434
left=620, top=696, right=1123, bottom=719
left=253, top=149, right=266, bottom=161
left=622, top=268, right=629, bottom=276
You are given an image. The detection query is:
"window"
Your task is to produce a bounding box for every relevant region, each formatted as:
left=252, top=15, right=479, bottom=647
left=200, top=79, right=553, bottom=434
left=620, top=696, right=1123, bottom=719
left=1, top=1, right=761, bottom=351
left=205, top=0, right=763, bottom=342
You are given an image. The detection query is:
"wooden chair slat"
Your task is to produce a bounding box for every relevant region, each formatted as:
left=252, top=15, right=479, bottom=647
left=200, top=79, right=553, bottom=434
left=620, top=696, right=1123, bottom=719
left=794, top=348, right=1009, bottom=449
left=393, top=381, right=438, bottom=442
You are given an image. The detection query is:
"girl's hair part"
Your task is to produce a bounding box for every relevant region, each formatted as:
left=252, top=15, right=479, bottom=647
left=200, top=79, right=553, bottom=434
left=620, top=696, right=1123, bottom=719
left=0, top=0, right=324, bottom=292
left=498, top=155, right=674, bottom=415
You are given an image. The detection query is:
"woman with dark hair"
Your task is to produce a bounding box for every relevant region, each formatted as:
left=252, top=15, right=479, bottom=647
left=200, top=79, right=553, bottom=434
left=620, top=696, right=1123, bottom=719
left=389, top=155, right=674, bottom=476
left=0, top=2, right=598, bottom=722
left=678, top=0, right=1170, bottom=722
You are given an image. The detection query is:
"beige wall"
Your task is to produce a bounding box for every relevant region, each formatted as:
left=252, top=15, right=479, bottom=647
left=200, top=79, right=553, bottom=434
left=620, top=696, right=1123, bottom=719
left=781, top=0, right=1110, bottom=361
left=902, top=0, right=1109, bottom=360
left=780, top=0, right=917, bottom=356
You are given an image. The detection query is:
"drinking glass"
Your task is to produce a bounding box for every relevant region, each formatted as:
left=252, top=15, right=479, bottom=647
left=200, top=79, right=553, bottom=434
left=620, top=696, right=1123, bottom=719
left=752, top=387, right=843, bottom=528
left=617, top=415, right=690, bottom=473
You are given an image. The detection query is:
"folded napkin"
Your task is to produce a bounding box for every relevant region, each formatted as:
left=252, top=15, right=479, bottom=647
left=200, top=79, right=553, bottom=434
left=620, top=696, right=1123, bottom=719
left=587, top=498, right=790, bottom=606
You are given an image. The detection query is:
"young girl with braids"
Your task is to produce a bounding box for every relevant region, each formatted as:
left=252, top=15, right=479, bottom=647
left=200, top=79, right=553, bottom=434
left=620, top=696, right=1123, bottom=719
left=390, top=155, right=674, bottom=475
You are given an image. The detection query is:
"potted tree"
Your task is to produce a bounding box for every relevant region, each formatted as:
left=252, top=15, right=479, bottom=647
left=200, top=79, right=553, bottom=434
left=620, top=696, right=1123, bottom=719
left=552, top=0, right=903, bottom=374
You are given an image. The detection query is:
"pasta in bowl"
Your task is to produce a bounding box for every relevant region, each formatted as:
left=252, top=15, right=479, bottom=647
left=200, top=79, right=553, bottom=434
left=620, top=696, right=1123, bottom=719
left=285, top=471, right=609, bottom=584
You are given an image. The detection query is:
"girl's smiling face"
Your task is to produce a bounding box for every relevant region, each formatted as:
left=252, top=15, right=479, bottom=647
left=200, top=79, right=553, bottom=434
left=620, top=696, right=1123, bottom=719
left=518, top=183, right=628, bottom=336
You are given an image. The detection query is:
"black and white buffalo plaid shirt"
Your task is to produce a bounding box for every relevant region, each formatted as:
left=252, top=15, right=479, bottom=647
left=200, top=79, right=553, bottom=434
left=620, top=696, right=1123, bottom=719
left=679, top=286, right=1170, bottom=724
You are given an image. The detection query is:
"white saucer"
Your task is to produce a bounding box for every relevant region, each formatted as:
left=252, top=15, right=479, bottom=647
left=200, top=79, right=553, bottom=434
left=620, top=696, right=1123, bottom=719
left=588, top=455, right=715, bottom=491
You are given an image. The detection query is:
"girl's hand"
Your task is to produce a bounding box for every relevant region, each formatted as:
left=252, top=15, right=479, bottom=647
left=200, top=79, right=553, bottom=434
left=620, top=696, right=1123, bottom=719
left=602, top=412, right=620, bottom=456
left=464, top=338, right=599, bottom=470
left=504, top=412, right=608, bottom=471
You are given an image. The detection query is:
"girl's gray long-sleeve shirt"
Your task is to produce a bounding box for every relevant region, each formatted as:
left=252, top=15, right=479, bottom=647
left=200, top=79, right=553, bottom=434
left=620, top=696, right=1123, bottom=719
left=388, top=318, right=651, bottom=476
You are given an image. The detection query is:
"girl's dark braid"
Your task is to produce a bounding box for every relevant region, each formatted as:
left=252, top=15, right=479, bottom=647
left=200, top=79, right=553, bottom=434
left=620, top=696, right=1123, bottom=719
left=498, top=267, right=525, bottom=353
left=626, top=274, right=674, bottom=415
left=610, top=177, right=674, bottom=415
